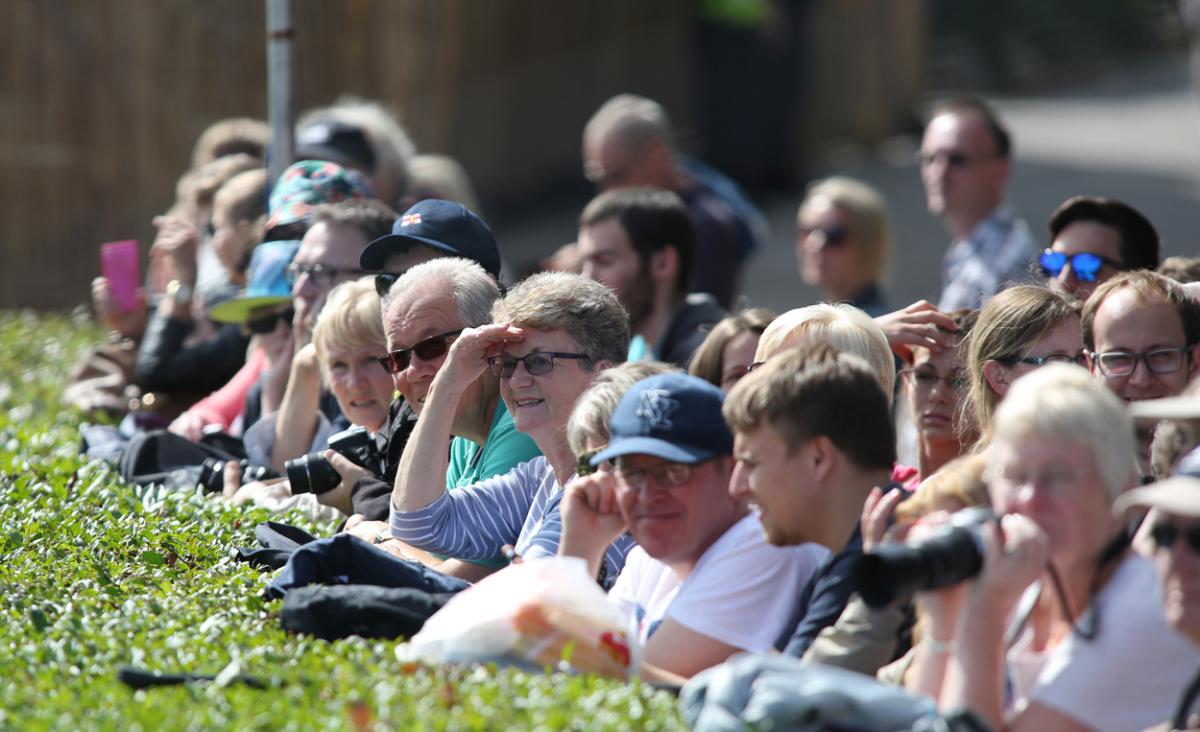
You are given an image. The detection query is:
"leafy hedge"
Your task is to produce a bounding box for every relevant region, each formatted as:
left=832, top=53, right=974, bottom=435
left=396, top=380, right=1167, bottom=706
left=0, top=311, right=684, bottom=731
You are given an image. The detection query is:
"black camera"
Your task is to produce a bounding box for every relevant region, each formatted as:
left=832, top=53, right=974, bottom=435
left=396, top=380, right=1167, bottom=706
left=284, top=425, right=381, bottom=496
left=196, top=458, right=278, bottom=494
left=856, top=507, right=994, bottom=608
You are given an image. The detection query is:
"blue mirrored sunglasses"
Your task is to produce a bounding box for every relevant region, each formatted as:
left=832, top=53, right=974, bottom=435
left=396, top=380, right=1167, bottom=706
left=1039, top=250, right=1122, bottom=283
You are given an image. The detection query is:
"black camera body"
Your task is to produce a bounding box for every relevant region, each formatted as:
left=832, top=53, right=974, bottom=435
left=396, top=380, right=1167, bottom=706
left=196, top=458, right=278, bottom=494
left=856, top=506, right=993, bottom=608
left=284, top=425, right=381, bottom=495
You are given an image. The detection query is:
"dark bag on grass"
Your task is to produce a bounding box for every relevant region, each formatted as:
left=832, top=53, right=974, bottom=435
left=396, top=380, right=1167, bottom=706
left=119, top=429, right=246, bottom=489
left=280, top=584, right=456, bottom=641
left=265, top=533, right=470, bottom=599
left=235, top=521, right=321, bottom=570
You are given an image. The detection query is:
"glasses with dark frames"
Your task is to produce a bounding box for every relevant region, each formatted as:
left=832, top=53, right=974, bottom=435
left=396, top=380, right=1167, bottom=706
left=487, top=352, right=590, bottom=379
left=1151, top=522, right=1200, bottom=554
left=1090, top=347, right=1190, bottom=378
left=285, top=262, right=370, bottom=288
left=1000, top=353, right=1087, bottom=368
left=798, top=224, right=850, bottom=247
left=376, top=329, right=464, bottom=374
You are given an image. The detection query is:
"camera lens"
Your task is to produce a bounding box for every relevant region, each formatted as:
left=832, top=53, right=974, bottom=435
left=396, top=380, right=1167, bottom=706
left=856, top=508, right=991, bottom=608
left=196, top=458, right=227, bottom=494
left=284, top=453, right=342, bottom=495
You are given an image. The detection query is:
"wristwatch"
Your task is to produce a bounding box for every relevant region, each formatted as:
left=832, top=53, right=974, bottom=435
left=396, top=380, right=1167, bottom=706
left=165, top=279, right=193, bottom=305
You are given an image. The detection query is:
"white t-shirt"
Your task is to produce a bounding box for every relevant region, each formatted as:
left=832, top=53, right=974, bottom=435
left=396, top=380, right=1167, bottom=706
left=607, top=513, right=829, bottom=652
left=1019, top=554, right=1200, bottom=732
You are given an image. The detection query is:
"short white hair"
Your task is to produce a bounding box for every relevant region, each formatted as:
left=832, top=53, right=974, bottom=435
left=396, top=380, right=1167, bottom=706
left=991, top=363, right=1136, bottom=502
left=755, top=303, right=895, bottom=403
left=565, top=361, right=681, bottom=456
left=383, top=257, right=498, bottom=329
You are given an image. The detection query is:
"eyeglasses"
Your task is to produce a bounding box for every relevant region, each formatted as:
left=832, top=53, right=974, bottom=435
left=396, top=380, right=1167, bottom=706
left=1090, top=347, right=1190, bottom=378
left=902, top=368, right=968, bottom=391
left=914, top=150, right=996, bottom=169
left=746, top=361, right=767, bottom=374
left=575, top=447, right=606, bottom=477
left=245, top=308, right=294, bottom=335
left=487, top=352, right=590, bottom=379
left=376, top=329, right=463, bottom=374
left=1002, top=352, right=1087, bottom=367
left=1039, top=250, right=1124, bottom=283
left=375, top=273, right=398, bottom=298
left=798, top=224, right=850, bottom=247
left=614, top=460, right=702, bottom=491
left=284, top=262, right=370, bottom=288
left=1151, top=522, right=1200, bottom=554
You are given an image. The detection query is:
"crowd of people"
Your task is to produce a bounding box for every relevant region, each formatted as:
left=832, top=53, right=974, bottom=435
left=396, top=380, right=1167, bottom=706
left=71, top=91, right=1200, bottom=730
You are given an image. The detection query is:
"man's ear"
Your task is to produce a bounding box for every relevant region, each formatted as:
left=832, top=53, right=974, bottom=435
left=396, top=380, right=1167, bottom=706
left=809, top=435, right=838, bottom=482
left=981, top=359, right=1010, bottom=398
left=649, top=246, right=678, bottom=286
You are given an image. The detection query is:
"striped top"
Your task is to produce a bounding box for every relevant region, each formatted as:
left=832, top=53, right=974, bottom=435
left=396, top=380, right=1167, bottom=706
left=389, top=456, right=635, bottom=579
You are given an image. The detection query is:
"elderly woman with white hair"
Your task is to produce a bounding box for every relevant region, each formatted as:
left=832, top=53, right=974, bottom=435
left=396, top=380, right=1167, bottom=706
left=905, top=364, right=1200, bottom=732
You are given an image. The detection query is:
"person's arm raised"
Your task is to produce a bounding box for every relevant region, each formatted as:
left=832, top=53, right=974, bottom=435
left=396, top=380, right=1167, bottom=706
left=556, top=472, right=627, bottom=579
left=393, top=324, right=524, bottom=512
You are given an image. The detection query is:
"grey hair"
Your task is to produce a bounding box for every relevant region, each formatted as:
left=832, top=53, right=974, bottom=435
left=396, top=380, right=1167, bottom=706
left=566, top=361, right=681, bottom=455
left=383, top=257, right=499, bottom=328
left=492, top=272, right=630, bottom=367
left=990, top=363, right=1136, bottom=502
left=584, top=94, right=673, bottom=150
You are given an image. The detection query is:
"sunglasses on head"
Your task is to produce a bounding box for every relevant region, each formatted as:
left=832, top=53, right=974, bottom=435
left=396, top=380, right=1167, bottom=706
left=1039, top=250, right=1124, bottom=283
left=376, top=329, right=463, bottom=374
left=245, top=308, right=294, bottom=334
left=799, top=224, right=850, bottom=247
left=1151, top=521, right=1200, bottom=554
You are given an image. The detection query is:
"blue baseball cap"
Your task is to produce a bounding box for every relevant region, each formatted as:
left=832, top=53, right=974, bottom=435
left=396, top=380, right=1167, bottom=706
left=591, top=373, right=733, bottom=466
left=209, top=240, right=300, bottom=324
left=359, top=199, right=501, bottom=278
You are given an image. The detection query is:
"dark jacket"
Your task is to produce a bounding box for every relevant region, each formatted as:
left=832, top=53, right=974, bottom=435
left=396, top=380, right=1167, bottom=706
left=655, top=293, right=727, bottom=369
left=135, top=313, right=249, bottom=395
left=349, top=398, right=419, bottom=521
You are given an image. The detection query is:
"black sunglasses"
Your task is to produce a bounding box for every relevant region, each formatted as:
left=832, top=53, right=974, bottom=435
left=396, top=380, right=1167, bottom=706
left=375, top=273, right=398, bottom=298
left=799, top=224, right=850, bottom=247
left=487, top=352, right=589, bottom=379
left=376, top=329, right=463, bottom=374
left=1151, top=522, right=1200, bottom=554
left=245, top=308, right=294, bottom=335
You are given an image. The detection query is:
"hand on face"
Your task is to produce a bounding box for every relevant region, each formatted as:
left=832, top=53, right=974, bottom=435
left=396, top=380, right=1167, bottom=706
left=874, top=300, right=959, bottom=362
left=561, top=471, right=628, bottom=555
left=438, top=323, right=525, bottom=392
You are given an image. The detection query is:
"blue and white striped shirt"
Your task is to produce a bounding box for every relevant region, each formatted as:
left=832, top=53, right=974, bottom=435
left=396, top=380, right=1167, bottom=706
left=389, top=456, right=635, bottom=579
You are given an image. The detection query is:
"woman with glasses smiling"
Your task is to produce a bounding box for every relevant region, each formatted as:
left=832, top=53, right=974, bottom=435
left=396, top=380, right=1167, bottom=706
left=966, top=285, right=1083, bottom=446
left=387, top=272, right=636, bottom=580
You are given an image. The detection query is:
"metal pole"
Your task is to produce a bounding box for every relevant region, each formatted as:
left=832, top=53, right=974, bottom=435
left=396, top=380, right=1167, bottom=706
left=266, top=0, right=294, bottom=185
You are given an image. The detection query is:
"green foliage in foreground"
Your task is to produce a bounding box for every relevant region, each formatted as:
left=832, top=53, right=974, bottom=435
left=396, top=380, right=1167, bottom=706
left=0, top=311, right=685, bottom=731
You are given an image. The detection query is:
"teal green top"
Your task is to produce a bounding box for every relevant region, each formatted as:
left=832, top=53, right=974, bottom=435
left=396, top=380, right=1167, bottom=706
left=442, top=399, right=542, bottom=567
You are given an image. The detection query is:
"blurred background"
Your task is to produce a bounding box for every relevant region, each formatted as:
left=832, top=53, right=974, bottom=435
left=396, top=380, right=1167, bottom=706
left=3, top=0, right=1197, bottom=312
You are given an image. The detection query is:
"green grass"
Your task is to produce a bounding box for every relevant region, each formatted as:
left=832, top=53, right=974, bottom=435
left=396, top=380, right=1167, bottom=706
left=0, top=310, right=684, bottom=731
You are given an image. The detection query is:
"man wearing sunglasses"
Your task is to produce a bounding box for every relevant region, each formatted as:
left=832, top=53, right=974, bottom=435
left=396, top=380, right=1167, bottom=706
left=556, top=373, right=826, bottom=681
left=1041, top=196, right=1159, bottom=301
left=918, top=97, right=1036, bottom=311
left=1083, top=271, right=1200, bottom=474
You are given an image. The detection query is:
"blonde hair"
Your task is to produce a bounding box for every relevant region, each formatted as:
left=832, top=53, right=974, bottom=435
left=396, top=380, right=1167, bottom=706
left=966, top=285, right=1079, bottom=442
left=991, top=363, right=1135, bottom=502
left=755, top=303, right=895, bottom=402
left=799, top=176, right=891, bottom=281
left=313, top=278, right=387, bottom=381
left=894, top=454, right=989, bottom=523
left=566, top=361, right=680, bottom=455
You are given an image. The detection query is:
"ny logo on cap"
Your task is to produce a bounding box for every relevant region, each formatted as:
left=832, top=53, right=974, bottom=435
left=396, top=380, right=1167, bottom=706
left=400, top=213, right=423, bottom=227
left=636, top=389, right=679, bottom=430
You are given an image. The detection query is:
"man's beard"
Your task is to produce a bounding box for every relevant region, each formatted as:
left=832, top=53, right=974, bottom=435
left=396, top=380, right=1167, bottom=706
left=622, top=268, right=656, bottom=331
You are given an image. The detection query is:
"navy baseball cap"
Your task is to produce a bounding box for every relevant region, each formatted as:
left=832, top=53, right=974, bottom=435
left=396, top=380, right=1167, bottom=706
left=359, top=199, right=501, bottom=277
left=592, top=373, right=733, bottom=466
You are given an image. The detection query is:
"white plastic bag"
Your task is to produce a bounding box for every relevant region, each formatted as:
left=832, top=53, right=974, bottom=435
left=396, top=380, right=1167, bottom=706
left=397, top=556, right=640, bottom=678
